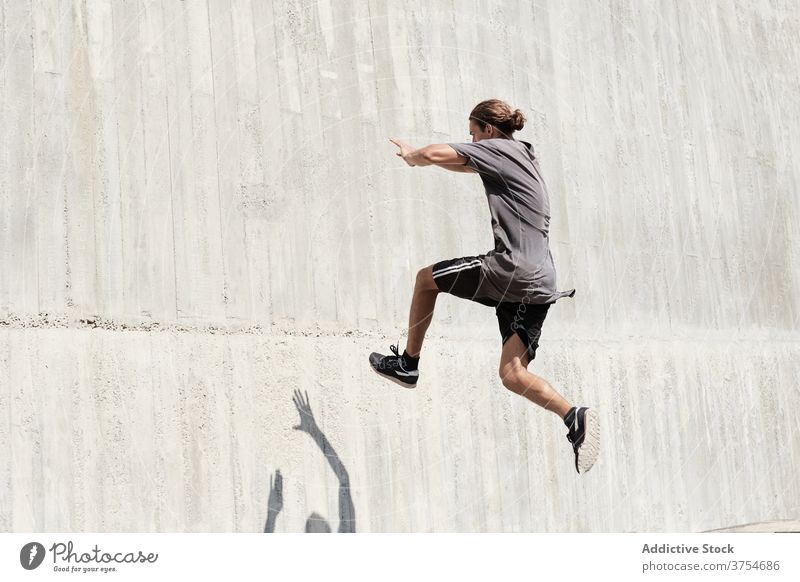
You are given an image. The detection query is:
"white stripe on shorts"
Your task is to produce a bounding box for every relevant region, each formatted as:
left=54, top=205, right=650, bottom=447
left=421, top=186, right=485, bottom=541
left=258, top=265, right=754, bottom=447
left=432, top=259, right=481, bottom=279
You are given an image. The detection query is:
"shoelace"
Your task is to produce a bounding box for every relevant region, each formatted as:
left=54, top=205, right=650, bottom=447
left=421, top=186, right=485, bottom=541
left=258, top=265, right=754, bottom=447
left=381, top=341, right=404, bottom=371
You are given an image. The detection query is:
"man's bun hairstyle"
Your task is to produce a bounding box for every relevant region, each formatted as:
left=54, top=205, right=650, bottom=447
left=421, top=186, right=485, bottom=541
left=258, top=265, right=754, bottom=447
left=510, top=108, right=526, bottom=131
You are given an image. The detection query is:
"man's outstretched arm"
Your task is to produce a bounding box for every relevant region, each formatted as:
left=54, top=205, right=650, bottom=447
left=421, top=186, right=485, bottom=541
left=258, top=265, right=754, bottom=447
left=389, top=139, right=476, bottom=173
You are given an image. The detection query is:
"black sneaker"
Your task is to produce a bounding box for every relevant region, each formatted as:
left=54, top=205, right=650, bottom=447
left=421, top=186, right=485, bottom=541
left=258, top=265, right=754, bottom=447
left=369, top=344, right=419, bottom=388
left=565, top=406, right=601, bottom=474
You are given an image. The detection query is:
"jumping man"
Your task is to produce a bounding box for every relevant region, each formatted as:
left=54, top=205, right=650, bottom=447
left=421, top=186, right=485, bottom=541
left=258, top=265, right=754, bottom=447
left=369, top=99, right=600, bottom=474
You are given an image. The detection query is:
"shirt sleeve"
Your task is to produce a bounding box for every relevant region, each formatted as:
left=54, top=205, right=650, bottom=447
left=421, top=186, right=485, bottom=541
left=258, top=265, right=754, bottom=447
left=447, top=141, right=505, bottom=180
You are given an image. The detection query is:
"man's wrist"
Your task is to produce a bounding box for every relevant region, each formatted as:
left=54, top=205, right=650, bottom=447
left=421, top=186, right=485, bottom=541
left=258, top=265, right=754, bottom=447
left=406, top=148, right=431, bottom=166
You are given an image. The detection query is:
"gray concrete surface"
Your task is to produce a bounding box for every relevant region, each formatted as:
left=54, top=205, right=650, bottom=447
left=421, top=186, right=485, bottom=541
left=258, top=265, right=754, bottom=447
left=1, top=0, right=798, bottom=532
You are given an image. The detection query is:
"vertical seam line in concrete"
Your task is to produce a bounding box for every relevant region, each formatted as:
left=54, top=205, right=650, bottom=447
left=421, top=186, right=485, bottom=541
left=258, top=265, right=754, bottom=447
left=206, top=0, right=228, bottom=319
left=164, top=0, right=179, bottom=322
left=28, top=1, right=39, bottom=315
left=111, top=2, right=125, bottom=318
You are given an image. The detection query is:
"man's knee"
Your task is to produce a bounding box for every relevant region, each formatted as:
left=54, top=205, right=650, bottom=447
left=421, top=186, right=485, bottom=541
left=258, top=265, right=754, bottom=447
left=499, top=360, right=527, bottom=391
left=415, top=266, right=440, bottom=293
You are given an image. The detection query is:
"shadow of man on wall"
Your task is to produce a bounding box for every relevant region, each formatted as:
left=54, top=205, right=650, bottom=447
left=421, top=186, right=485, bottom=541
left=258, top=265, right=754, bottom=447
left=265, top=389, right=355, bottom=533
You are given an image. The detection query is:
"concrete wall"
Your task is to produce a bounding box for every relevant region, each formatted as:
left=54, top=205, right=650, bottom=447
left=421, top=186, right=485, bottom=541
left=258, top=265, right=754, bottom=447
left=1, top=0, right=798, bottom=532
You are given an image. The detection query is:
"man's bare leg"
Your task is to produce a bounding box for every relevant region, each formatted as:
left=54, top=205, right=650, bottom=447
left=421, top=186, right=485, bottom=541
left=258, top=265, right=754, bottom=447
left=404, top=266, right=441, bottom=358
left=498, top=332, right=572, bottom=419
left=498, top=331, right=600, bottom=474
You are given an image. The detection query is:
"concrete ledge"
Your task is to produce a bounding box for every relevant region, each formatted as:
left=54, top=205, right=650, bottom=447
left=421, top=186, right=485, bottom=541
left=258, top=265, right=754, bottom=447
left=704, top=520, right=800, bottom=533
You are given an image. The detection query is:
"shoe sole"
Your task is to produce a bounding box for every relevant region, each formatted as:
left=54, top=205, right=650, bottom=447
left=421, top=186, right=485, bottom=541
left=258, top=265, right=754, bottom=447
left=577, top=408, right=601, bottom=474
left=370, top=365, right=418, bottom=389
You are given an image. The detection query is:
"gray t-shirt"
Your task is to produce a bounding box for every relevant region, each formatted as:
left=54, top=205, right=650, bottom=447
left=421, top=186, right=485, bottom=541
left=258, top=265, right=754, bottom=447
left=447, top=138, right=576, bottom=305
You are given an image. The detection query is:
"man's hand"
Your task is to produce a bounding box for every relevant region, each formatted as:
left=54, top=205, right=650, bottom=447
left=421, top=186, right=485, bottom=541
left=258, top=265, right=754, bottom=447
left=389, top=138, right=417, bottom=166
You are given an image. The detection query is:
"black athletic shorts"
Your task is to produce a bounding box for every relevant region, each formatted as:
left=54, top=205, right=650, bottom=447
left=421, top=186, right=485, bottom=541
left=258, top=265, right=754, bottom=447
left=431, top=255, right=551, bottom=362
